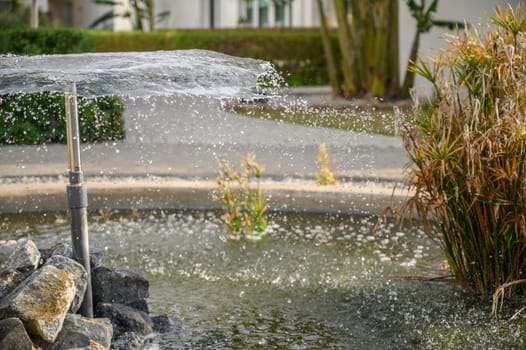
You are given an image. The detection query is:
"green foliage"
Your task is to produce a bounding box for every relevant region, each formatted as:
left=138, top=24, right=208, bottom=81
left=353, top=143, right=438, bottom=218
left=0, top=93, right=125, bottom=145
left=213, top=154, right=268, bottom=239
left=0, top=27, right=95, bottom=54
left=402, top=4, right=526, bottom=296
left=0, top=28, right=330, bottom=86
left=91, top=29, right=333, bottom=86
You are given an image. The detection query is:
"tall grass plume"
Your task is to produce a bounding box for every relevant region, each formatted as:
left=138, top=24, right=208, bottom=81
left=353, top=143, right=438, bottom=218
left=401, top=4, right=526, bottom=296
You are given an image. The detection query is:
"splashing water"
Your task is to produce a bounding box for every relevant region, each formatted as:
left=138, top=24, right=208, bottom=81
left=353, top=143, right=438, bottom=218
left=0, top=50, right=280, bottom=99
left=2, top=211, right=525, bottom=350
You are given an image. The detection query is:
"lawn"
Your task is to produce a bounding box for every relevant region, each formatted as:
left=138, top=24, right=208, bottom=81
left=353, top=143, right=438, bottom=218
left=229, top=102, right=408, bottom=136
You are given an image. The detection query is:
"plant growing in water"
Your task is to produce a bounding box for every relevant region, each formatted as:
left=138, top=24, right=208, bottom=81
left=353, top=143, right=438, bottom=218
left=316, top=143, right=338, bottom=185
left=213, top=154, right=268, bottom=239
left=401, top=4, right=526, bottom=296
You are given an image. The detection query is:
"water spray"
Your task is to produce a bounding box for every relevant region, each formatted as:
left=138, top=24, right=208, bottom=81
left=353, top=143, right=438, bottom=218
left=65, top=83, right=93, bottom=318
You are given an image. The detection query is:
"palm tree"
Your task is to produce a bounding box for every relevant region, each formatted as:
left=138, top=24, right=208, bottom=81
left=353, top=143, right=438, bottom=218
left=90, top=0, right=169, bottom=31
left=400, top=0, right=465, bottom=98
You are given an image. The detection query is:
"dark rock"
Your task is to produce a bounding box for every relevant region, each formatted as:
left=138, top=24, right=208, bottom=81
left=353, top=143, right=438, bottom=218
left=0, top=317, right=36, bottom=350
left=4, top=240, right=40, bottom=274
left=40, top=242, right=104, bottom=268
left=0, top=269, right=26, bottom=300
left=126, top=299, right=149, bottom=314
left=95, top=302, right=153, bottom=338
left=0, top=240, right=18, bottom=269
left=110, top=331, right=144, bottom=350
left=92, top=266, right=149, bottom=311
left=152, top=315, right=176, bottom=334
left=39, top=314, right=112, bottom=350
left=44, top=255, right=88, bottom=313
left=0, top=264, right=75, bottom=343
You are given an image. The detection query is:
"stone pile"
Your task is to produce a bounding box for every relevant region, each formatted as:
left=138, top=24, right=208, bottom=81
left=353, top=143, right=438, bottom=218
left=0, top=239, right=173, bottom=350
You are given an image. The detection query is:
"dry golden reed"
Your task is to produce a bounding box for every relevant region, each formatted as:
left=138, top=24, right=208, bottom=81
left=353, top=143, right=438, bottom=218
left=402, top=4, right=526, bottom=296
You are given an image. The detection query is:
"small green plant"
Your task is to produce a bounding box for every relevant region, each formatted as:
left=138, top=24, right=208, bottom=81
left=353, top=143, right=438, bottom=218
left=213, top=154, right=268, bottom=239
left=401, top=4, right=526, bottom=296
left=316, top=143, right=338, bottom=185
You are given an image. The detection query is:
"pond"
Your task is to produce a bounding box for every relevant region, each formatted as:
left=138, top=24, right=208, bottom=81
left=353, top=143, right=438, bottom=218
left=1, top=210, right=524, bottom=349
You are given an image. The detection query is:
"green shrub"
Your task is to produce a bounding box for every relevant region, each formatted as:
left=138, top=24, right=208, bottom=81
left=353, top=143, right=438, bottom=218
left=0, top=93, right=124, bottom=145
left=0, top=27, right=95, bottom=54
left=402, top=5, right=526, bottom=296
left=90, top=29, right=335, bottom=86
left=0, top=28, right=332, bottom=86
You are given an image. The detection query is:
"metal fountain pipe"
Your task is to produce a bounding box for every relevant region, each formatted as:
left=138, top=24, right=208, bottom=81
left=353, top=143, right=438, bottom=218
left=65, top=83, right=93, bottom=318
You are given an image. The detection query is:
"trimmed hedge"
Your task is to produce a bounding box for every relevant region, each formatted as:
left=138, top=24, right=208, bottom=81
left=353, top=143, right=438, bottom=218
left=0, top=27, right=95, bottom=54
left=0, top=93, right=125, bottom=145
left=0, top=28, right=334, bottom=86
left=91, top=29, right=335, bottom=86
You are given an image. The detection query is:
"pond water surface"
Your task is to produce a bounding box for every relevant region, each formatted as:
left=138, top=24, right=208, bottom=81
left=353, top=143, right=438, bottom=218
left=1, top=210, right=525, bottom=349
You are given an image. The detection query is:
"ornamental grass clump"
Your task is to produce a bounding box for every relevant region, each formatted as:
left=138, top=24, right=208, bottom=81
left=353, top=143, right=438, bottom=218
left=402, top=5, right=526, bottom=296
left=213, top=154, right=268, bottom=239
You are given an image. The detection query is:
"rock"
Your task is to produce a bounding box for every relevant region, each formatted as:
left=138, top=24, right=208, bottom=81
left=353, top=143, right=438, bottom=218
left=44, top=255, right=88, bottom=313
left=5, top=240, right=41, bottom=274
left=126, top=299, right=149, bottom=314
left=0, top=269, right=26, bottom=300
left=92, top=266, right=149, bottom=311
left=152, top=315, right=176, bottom=334
left=0, top=264, right=75, bottom=343
left=38, top=314, right=112, bottom=350
left=0, top=317, right=37, bottom=350
left=95, top=302, right=153, bottom=338
left=110, top=331, right=144, bottom=350
left=0, top=240, right=18, bottom=269
left=40, top=243, right=104, bottom=268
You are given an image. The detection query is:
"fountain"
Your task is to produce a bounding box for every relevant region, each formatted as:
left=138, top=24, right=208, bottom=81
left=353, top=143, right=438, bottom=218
left=1, top=50, right=525, bottom=349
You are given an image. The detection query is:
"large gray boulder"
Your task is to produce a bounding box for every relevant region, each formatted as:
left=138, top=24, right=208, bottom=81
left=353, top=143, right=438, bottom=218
left=39, top=314, right=113, bottom=350
left=0, top=240, right=18, bottom=269
left=95, top=302, right=153, bottom=338
left=0, top=269, right=26, bottom=300
left=44, top=255, right=88, bottom=313
left=92, top=266, right=149, bottom=311
left=40, top=242, right=104, bottom=268
left=0, top=317, right=36, bottom=350
left=4, top=240, right=40, bottom=274
left=0, top=264, right=75, bottom=343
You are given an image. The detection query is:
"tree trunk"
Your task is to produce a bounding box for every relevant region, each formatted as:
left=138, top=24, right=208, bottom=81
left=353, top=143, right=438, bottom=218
left=349, top=0, right=366, bottom=93
left=386, top=0, right=399, bottom=98
left=131, top=0, right=143, bottom=31
left=317, top=0, right=340, bottom=97
left=147, top=0, right=154, bottom=31
left=333, top=0, right=356, bottom=97
left=370, top=2, right=387, bottom=98
left=30, top=0, right=38, bottom=28
left=400, top=29, right=420, bottom=98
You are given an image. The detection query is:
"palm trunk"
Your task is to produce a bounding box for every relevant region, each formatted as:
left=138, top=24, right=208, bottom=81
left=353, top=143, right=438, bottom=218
left=386, top=0, right=399, bottom=97
left=317, top=0, right=341, bottom=97
left=333, top=0, right=356, bottom=97
left=30, top=0, right=38, bottom=28
left=370, top=3, right=387, bottom=98
left=349, top=0, right=366, bottom=93
left=400, top=29, right=420, bottom=98
left=147, top=0, right=154, bottom=31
